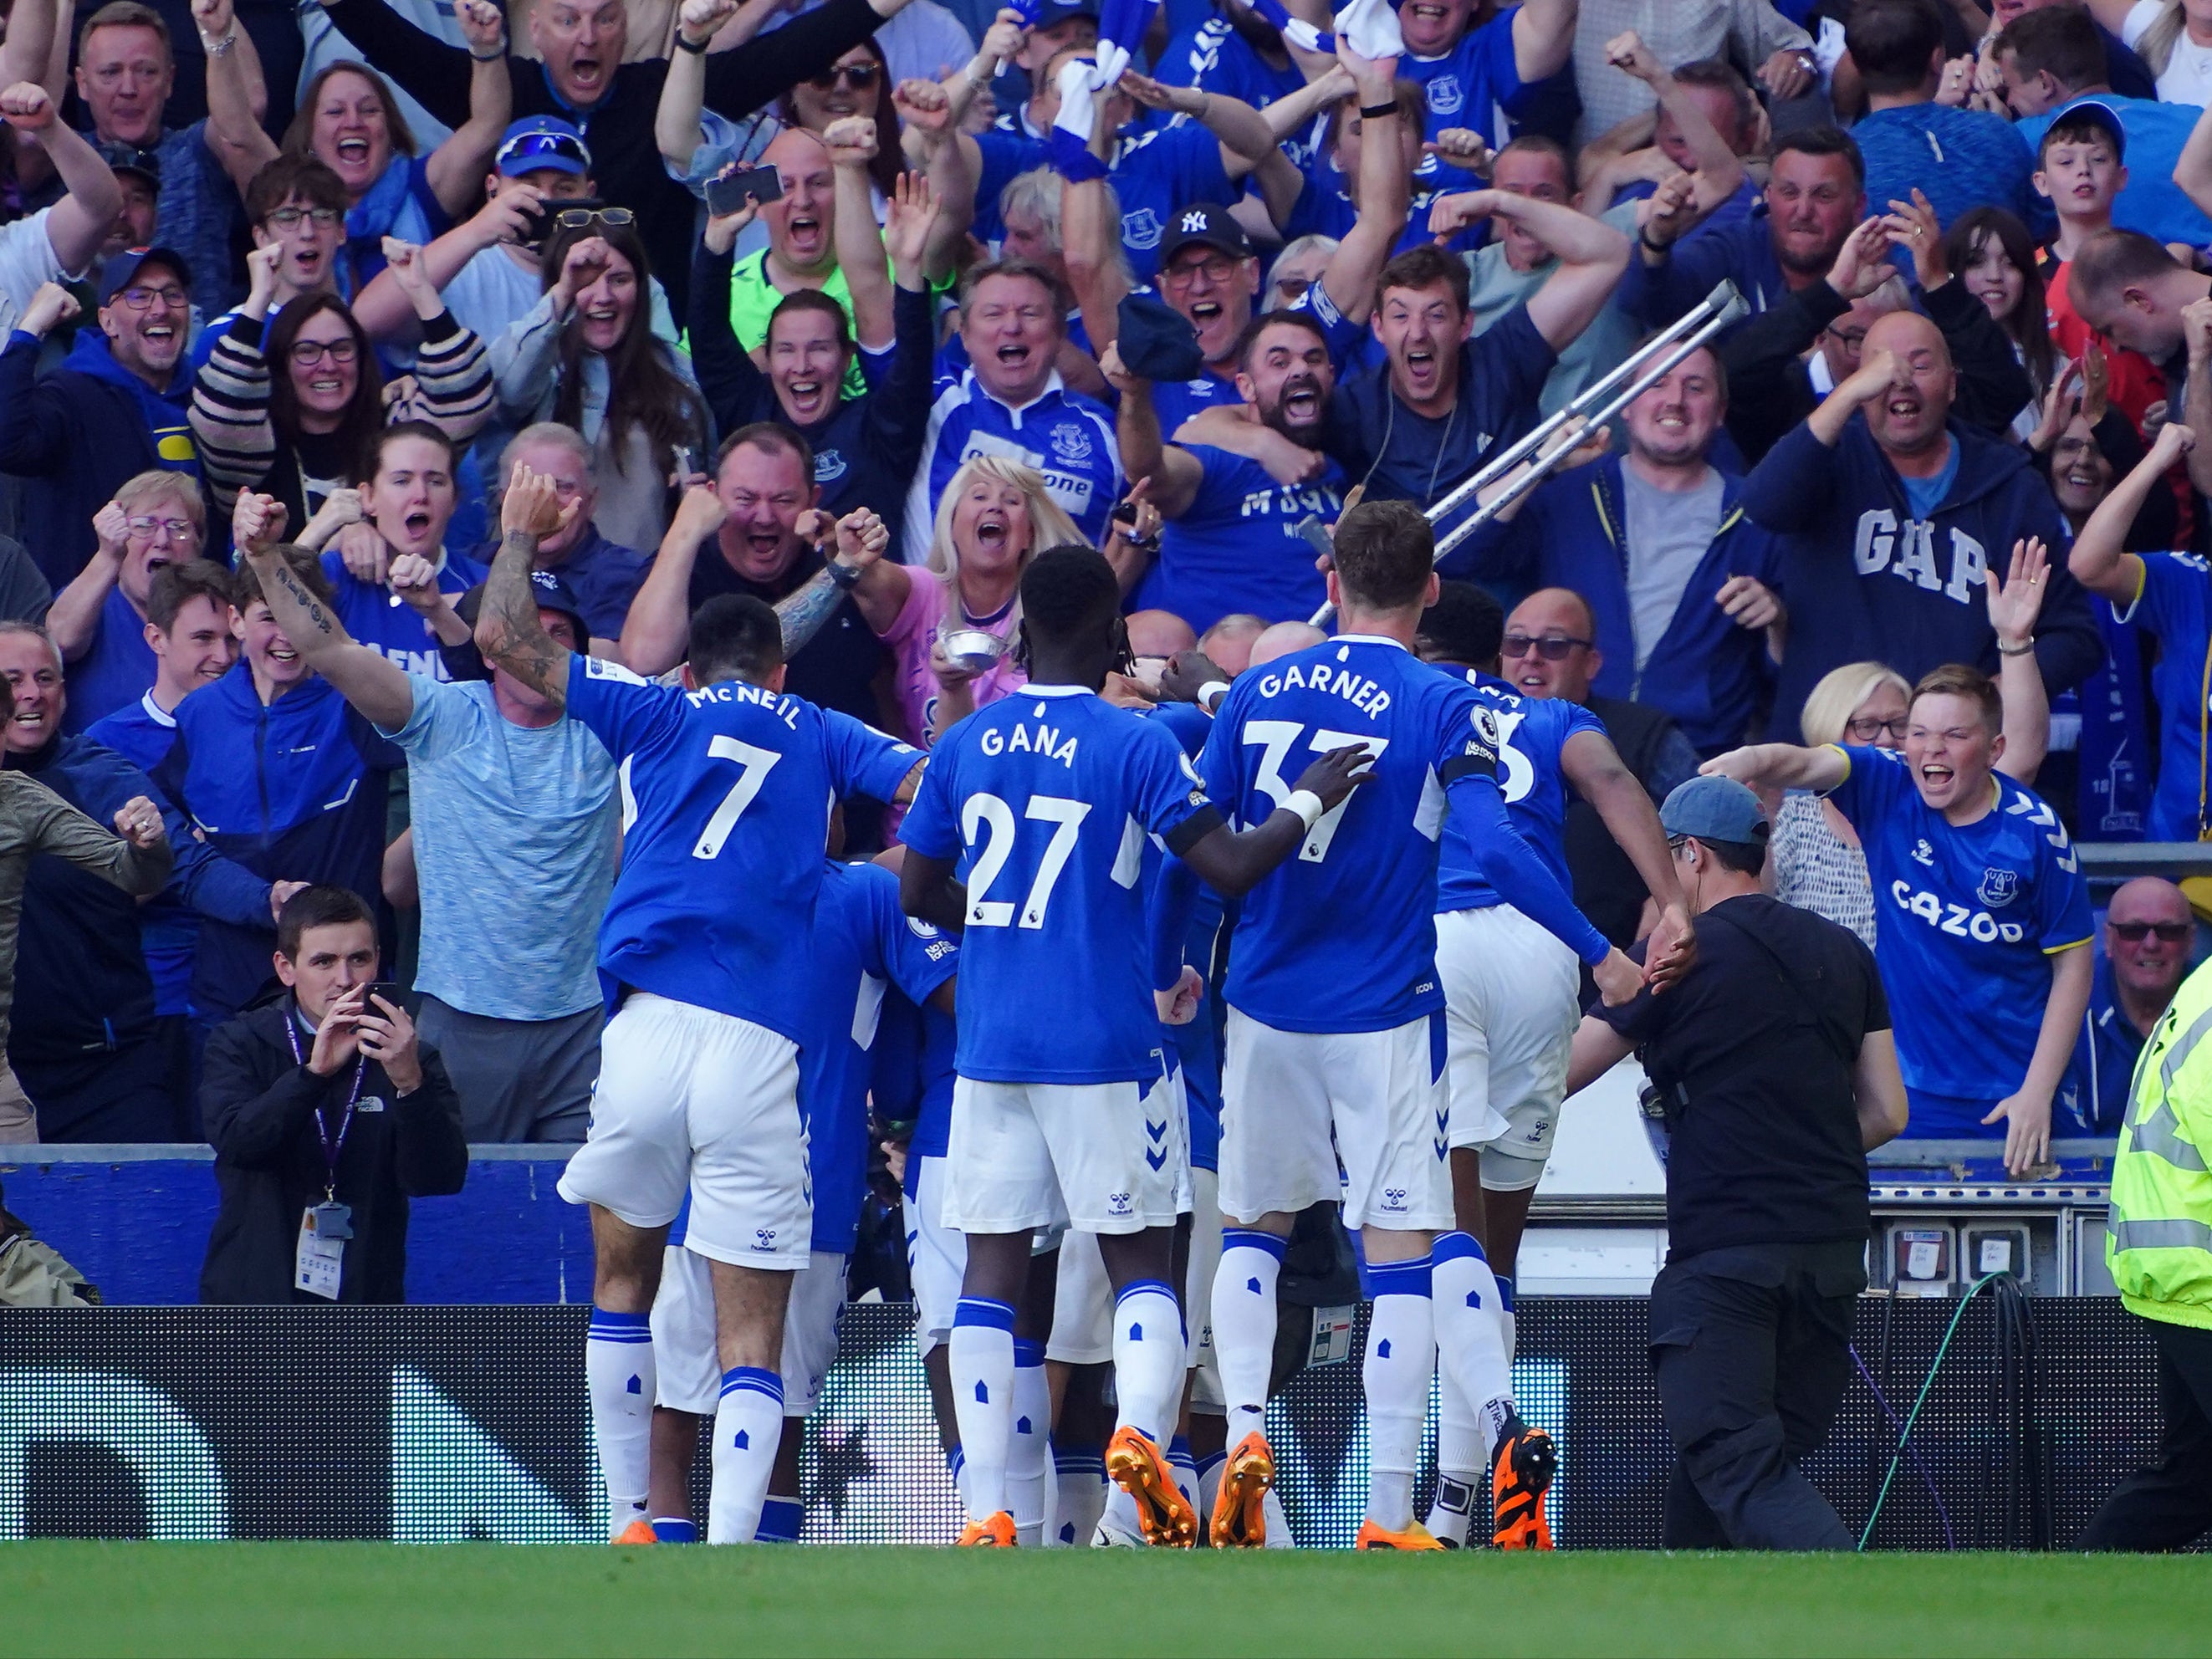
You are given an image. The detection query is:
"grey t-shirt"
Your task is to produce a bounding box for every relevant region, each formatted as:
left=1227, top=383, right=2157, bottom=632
left=385, top=676, right=620, bottom=1022
left=1619, top=464, right=1725, bottom=672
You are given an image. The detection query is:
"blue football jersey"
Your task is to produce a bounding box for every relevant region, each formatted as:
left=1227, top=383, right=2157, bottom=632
left=563, top=656, right=920, bottom=1042
left=1826, top=744, right=2093, bottom=1105
left=1437, top=673, right=1606, bottom=913
left=321, top=549, right=486, bottom=681
left=800, top=860, right=960, bottom=1255
left=1198, top=635, right=1575, bottom=1034
left=1147, top=700, right=1229, bottom=1172
left=901, top=685, right=1222, bottom=1084
left=1137, top=447, right=1346, bottom=633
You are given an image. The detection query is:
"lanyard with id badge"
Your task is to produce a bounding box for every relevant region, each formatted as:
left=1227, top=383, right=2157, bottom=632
left=289, top=1016, right=363, bottom=1300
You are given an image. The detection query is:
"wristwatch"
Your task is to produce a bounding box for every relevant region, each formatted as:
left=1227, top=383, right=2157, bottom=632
left=826, top=559, right=862, bottom=590
left=202, top=28, right=238, bottom=56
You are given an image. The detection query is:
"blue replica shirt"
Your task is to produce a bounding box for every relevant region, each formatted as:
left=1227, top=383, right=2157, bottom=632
left=85, top=694, right=197, bottom=1018
left=902, top=371, right=1123, bottom=566
left=1281, top=156, right=1484, bottom=262
left=560, top=656, right=921, bottom=1043
left=1148, top=371, right=1245, bottom=444
left=1436, top=673, right=1604, bottom=913
left=1106, top=119, right=1235, bottom=287
left=1155, top=14, right=1305, bottom=110
left=1824, top=744, right=2092, bottom=1122
left=973, top=127, right=1050, bottom=244
left=2017, top=98, right=2212, bottom=252
left=1851, top=104, right=2047, bottom=244
left=2117, top=551, right=2212, bottom=841
left=889, top=995, right=960, bottom=1168
left=802, top=860, right=959, bottom=1254
left=1137, top=445, right=1346, bottom=632
left=1197, top=636, right=1608, bottom=1034
left=61, top=587, right=159, bottom=736
left=1146, top=699, right=1228, bottom=1172
left=900, top=684, right=1223, bottom=1084
left=320, top=548, right=488, bottom=681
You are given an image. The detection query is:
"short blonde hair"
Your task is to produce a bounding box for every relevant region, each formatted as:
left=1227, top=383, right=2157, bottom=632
left=113, top=469, right=205, bottom=528
left=925, top=456, right=1083, bottom=584
left=1801, top=661, right=1911, bottom=747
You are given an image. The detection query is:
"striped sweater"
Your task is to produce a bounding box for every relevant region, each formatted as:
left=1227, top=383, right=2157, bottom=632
left=187, top=306, right=495, bottom=523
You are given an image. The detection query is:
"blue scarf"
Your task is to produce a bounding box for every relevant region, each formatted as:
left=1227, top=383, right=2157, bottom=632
left=343, top=155, right=435, bottom=295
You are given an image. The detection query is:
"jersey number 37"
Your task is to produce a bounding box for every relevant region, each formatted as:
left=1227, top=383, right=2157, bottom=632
left=1242, top=720, right=1385, bottom=861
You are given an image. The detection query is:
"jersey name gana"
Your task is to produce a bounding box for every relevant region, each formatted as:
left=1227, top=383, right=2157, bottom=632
left=978, top=718, right=1079, bottom=767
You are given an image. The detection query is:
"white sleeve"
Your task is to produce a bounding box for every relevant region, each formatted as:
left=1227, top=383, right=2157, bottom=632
left=2121, top=0, right=2162, bottom=49
left=0, top=210, right=67, bottom=328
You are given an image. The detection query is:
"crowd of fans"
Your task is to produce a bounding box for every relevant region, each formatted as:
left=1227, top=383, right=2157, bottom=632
left=0, top=0, right=2202, bottom=1191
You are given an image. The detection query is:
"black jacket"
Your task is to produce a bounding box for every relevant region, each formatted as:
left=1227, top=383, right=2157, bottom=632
left=1716, top=275, right=2034, bottom=467
left=1567, top=694, right=1701, bottom=949
left=198, top=996, right=467, bottom=1304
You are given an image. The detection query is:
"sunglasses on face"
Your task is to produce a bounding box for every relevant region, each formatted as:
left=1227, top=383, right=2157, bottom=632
left=1500, top=633, right=1590, bottom=661
left=2112, top=921, right=2192, bottom=943
left=554, top=206, right=634, bottom=231
left=289, top=337, right=360, bottom=365
left=1847, top=715, right=1908, bottom=742
left=807, top=62, right=881, bottom=90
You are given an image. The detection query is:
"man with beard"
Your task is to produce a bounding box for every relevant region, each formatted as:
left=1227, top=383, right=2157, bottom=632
left=1742, top=312, right=2101, bottom=739
left=1621, top=126, right=1867, bottom=339
left=1106, top=309, right=1341, bottom=629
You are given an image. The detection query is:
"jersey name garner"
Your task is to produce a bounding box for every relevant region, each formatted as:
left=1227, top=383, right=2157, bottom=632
left=1890, top=880, right=2026, bottom=944
left=1254, top=660, right=1392, bottom=718
left=1852, top=510, right=1987, bottom=604
left=980, top=720, right=1079, bottom=766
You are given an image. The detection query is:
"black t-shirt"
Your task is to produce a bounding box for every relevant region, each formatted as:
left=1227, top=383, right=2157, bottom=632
left=685, top=539, right=889, bottom=728
left=1602, top=893, right=1888, bottom=1260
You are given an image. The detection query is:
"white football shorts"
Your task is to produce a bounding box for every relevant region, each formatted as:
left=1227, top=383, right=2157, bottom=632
left=558, top=993, right=810, bottom=1269
left=652, top=1245, right=848, bottom=1417
left=1218, top=1008, right=1451, bottom=1233
left=904, top=1153, right=966, bottom=1357
left=942, top=1060, right=1187, bottom=1235
left=1434, top=903, right=1583, bottom=1189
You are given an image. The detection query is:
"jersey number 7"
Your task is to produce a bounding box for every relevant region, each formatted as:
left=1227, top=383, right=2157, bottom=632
left=962, top=792, right=1091, bottom=928
left=1241, top=721, right=1387, bottom=861
left=692, top=735, right=783, bottom=860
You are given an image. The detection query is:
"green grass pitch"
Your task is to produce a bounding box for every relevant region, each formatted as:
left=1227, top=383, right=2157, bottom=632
left=0, top=1544, right=2202, bottom=1656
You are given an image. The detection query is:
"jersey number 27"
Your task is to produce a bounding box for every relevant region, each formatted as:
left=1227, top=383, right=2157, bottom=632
left=963, top=793, right=1091, bottom=928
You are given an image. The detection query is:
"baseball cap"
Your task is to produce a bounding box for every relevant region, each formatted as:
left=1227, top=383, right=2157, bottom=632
left=455, top=567, right=590, bottom=648
left=496, top=116, right=593, bottom=178
left=1115, top=290, right=1206, bottom=381
left=95, top=140, right=161, bottom=190
left=1660, top=774, right=1769, bottom=846
left=96, top=246, right=190, bottom=307
left=2045, top=95, right=2127, bottom=161
left=1030, top=0, right=1101, bottom=28
left=1157, top=200, right=1253, bottom=268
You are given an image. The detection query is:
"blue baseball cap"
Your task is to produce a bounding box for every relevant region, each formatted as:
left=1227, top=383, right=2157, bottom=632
left=96, top=246, right=190, bottom=306
left=457, top=567, right=590, bottom=646
left=2043, top=95, right=2127, bottom=162
left=1660, top=774, right=1769, bottom=846
left=496, top=116, right=593, bottom=178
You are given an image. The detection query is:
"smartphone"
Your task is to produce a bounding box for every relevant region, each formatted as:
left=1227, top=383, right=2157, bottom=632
left=360, top=982, right=406, bottom=1013
left=706, top=164, right=783, bottom=217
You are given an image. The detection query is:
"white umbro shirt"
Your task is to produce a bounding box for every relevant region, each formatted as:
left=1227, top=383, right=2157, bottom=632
left=0, top=210, right=72, bottom=339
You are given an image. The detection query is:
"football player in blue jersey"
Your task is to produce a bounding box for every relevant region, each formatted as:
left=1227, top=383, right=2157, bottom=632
left=1706, top=658, right=2093, bottom=1177
left=1185, top=498, right=1644, bottom=1553
left=1413, top=579, right=1688, bottom=1546
left=898, top=544, right=1367, bottom=1548
left=473, top=473, right=923, bottom=1548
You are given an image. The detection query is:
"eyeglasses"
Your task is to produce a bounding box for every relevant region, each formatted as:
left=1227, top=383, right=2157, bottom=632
left=2111, top=921, right=2193, bottom=943
left=1163, top=253, right=1241, bottom=286
left=127, top=515, right=197, bottom=539
left=1500, top=632, right=1590, bottom=661
left=111, top=284, right=187, bottom=311
left=1847, top=714, right=1909, bottom=742
left=1827, top=325, right=1869, bottom=355
left=497, top=129, right=592, bottom=172
left=289, top=337, right=360, bottom=365
left=806, top=62, right=881, bottom=90
left=267, top=205, right=342, bottom=230
left=554, top=206, right=634, bottom=231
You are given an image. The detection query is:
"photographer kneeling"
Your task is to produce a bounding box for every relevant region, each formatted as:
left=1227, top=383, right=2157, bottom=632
left=1566, top=777, right=1908, bottom=1549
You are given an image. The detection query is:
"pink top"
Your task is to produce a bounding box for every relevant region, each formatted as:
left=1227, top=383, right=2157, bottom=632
left=881, top=568, right=1027, bottom=746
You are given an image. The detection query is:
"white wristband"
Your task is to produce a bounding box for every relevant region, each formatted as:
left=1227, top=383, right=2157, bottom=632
left=1197, top=680, right=1230, bottom=713
left=1284, top=789, right=1326, bottom=830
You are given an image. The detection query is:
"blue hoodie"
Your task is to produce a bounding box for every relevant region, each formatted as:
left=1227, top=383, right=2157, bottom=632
left=147, top=666, right=401, bottom=1019
left=1741, top=416, right=2101, bottom=738
left=1454, top=452, right=1783, bottom=755
left=0, top=329, right=196, bottom=589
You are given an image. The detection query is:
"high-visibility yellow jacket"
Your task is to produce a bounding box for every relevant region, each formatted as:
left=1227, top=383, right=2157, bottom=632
left=2111, top=960, right=2212, bottom=1329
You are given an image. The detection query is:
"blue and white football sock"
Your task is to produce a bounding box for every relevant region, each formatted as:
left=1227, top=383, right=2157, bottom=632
left=754, top=1496, right=803, bottom=1543
left=1433, top=1232, right=1517, bottom=1461
left=1110, top=1279, right=1185, bottom=1447
left=650, top=1517, right=697, bottom=1543
left=1497, top=1272, right=1519, bottom=1364
left=1167, top=1434, right=1198, bottom=1516
left=1051, top=1442, right=1106, bottom=1546
left=1362, top=1255, right=1435, bottom=1533
left=949, top=1297, right=1017, bottom=1519
left=945, top=1444, right=969, bottom=1515
left=1008, top=1339, right=1052, bottom=1546
left=1428, top=1362, right=1488, bottom=1548
left=1210, top=1230, right=1285, bottom=1442
left=585, top=1307, right=653, bottom=1536
left=708, top=1366, right=782, bottom=1544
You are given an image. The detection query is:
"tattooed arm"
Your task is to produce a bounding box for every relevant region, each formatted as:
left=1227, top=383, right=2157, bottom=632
left=234, top=493, right=418, bottom=731
left=473, top=463, right=581, bottom=708
left=777, top=504, right=896, bottom=656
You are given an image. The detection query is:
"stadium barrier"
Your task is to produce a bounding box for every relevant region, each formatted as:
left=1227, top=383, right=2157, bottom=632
left=0, top=1299, right=2157, bottom=1549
